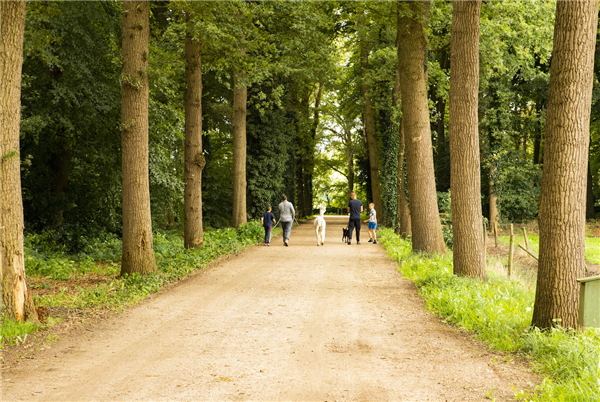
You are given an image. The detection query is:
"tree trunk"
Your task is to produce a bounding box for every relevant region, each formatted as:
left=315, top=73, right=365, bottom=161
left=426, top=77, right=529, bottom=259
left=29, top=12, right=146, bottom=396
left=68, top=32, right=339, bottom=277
left=1, top=0, right=39, bottom=323
left=449, top=0, right=486, bottom=280
left=231, top=69, right=247, bottom=227
left=488, top=174, right=499, bottom=227
left=587, top=160, right=596, bottom=220
left=397, top=0, right=446, bottom=254
left=532, top=0, right=598, bottom=330
left=184, top=31, right=204, bottom=248
left=398, top=119, right=412, bottom=239
left=120, top=1, right=157, bottom=276
left=359, top=17, right=383, bottom=217
left=347, top=143, right=354, bottom=198
left=392, top=63, right=411, bottom=238
left=308, top=83, right=324, bottom=212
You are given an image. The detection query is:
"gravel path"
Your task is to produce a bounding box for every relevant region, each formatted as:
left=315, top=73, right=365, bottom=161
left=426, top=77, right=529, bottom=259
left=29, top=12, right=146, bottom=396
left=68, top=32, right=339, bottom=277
left=1, top=216, right=538, bottom=401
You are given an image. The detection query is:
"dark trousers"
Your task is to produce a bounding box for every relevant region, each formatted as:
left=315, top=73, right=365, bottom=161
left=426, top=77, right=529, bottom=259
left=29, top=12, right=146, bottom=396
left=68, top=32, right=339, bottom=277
left=264, top=226, right=272, bottom=244
left=281, top=221, right=292, bottom=242
left=348, top=218, right=361, bottom=242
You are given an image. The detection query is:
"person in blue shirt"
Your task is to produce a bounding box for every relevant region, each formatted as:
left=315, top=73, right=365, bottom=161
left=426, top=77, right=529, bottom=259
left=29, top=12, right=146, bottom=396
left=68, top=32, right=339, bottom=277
left=364, top=202, right=377, bottom=244
left=261, top=206, right=276, bottom=246
left=347, top=191, right=363, bottom=245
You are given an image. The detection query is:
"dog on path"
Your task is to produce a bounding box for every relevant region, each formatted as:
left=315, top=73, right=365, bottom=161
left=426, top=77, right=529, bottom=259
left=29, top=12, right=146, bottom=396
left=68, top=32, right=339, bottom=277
left=314, top=206, right=327, bottom=246
left=342, top=227, right=349, bottom=243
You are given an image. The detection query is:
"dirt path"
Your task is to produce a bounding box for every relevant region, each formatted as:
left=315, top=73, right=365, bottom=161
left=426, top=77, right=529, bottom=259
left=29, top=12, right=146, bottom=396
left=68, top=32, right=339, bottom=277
left=2, top=216, right=538, bottom=401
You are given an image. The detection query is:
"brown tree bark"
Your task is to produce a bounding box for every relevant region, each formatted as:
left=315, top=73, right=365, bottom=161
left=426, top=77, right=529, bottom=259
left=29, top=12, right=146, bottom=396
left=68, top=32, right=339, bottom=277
left=359, top=17, right=383, bottom=217
left=586, top=160, right=596, bottom=220
left=397, top=0, right=446, bottom=254
left=398, top=119, right=412, bottom=239
left=231, top=67, right=247, bottom=227
left=532, top=0, right=599, bottom=330
left=307, top=83, right=324, bottom=214
left=120, top=1, right=157, bottom=276
left=1, top=0, right=39, bottom=323
left=449, top=0, right=486, bottom=280
left=488, top=174, right=499, bottom=228
left=184, top=30, right=205, bottom=248
left=392, top=63, right=411, bottom=238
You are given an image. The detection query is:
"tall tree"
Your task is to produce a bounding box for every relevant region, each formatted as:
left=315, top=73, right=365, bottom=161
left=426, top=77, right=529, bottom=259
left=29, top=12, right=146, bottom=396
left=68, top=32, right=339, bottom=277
left=359, top=15, right=383, bottom=217
left=120, top=1, right=158, bottom=275
left=184, top=20, right=205, bottom=248
left=397, top=0, right=446, bottom=254
left=397, top=120, right=412, bottom=239
left=392, top=65, right=411, bottom=238
left=232, top=65, right=248, bottom=227
left=1, top=0, right=39, bottom=322
left=532, top=0, right=599, bottom=329
left=449, top=0, right=486, bottom=280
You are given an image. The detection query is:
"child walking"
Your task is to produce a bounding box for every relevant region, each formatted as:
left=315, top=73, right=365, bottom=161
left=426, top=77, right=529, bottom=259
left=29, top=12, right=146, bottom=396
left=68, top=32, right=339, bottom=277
left=261, top=206, right=276, bottom=246
left=364, top=202, right=378, bottom=244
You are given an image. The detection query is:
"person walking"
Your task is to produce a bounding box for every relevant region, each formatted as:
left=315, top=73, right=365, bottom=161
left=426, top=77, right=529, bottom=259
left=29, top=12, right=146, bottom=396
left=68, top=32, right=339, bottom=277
left=261, top=205, right=276, bottom=246
left=278, top=194, right=295, bottom=247
left=347, top=191, right=363, bottom=245
left=364, top=202, right=377, bottom=244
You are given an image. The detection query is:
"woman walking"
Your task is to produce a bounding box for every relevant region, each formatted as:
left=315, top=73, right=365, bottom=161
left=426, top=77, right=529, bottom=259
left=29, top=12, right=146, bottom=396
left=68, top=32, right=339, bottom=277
left=278, top=194, right=295, bottom=246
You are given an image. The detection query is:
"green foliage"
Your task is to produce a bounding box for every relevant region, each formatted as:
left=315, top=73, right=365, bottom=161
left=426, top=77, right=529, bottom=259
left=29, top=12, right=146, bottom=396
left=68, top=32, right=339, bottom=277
left=31, top=222, right=264, bottom=310
left=0, top=318, right=39, bottom=347
left=246, top=99, right=295, bottom=220
left=21, top=1, right=123, bottom=241
left=586, top=238, right=600, bottom=265
left=490, top=150, right=542, bottom=223
left=379, top=228, right=600, bottom=402
left=520, top=328, right=600, bottom=402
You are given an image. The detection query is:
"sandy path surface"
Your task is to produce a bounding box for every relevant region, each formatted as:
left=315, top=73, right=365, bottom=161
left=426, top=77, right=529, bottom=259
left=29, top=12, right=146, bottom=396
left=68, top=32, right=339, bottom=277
left=2, top=216, right=538, bottom=401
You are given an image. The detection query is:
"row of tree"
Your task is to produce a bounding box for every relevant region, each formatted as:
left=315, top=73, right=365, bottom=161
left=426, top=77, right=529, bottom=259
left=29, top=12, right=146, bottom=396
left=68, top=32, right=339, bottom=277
left=1, top=1, right=599, bottom=330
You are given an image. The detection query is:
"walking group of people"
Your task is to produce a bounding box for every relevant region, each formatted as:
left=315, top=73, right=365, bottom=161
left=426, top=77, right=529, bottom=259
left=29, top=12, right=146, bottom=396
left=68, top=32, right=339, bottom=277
left=260, top=194, right=295, bottom=247
left=260, top=192, right=377, bottom=247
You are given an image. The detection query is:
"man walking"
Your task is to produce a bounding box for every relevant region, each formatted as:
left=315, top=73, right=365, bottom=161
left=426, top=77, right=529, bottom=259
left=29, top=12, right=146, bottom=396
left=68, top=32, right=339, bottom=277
left=278, top=194, right=295, bottom=247
left=347, top=191, right=363, bottom=245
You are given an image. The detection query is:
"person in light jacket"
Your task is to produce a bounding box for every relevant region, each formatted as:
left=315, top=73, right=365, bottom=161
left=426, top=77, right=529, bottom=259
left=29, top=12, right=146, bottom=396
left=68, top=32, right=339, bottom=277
left=278, top=194, right=295, bottom=247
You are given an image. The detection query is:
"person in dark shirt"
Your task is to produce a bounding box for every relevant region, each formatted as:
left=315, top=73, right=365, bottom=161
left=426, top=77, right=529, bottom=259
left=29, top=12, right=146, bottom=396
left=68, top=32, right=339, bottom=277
left=347, top=191, right=363, bottom=245
left=261, top=206, right=276, bottom=246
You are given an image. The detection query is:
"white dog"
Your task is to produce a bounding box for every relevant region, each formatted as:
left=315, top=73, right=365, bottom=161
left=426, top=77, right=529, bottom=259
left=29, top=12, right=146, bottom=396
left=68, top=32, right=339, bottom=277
left=313, top=206, right=326, bottom=246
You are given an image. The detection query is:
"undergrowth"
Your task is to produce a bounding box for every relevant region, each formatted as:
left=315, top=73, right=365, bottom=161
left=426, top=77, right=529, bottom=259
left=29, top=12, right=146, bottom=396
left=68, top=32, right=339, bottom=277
left=2, top=222, right=266, bottom=346
left=379, top=228, right=600, bottom=402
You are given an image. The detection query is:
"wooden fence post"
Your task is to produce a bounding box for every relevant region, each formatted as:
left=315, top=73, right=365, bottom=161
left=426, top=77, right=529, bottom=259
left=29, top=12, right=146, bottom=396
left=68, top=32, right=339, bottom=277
left=522, top=227, right=531, bottom=252
left=483, top=218, right=487, bottom=261
left=508, top=223, right=514, bottom=277
left=494, top=222, right=498, bottom=248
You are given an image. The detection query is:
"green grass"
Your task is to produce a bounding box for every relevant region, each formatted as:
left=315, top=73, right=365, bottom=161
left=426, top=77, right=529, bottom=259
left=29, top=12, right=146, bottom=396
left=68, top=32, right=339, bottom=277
left=1, top=222, right=267, bottom=347
left=379, top=228, right=600, bottom=402
left=0, top=318, right=39, bottom=346
left=30, top=222, right=266, bottom=310
left=495, top=234, right=600, bottom=266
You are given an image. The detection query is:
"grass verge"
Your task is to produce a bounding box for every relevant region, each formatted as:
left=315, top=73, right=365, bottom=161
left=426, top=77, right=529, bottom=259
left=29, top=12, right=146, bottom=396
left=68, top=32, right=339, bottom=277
left=379, top=228, right=600, bottom=402
left=2, top=222, right=269, bottom=347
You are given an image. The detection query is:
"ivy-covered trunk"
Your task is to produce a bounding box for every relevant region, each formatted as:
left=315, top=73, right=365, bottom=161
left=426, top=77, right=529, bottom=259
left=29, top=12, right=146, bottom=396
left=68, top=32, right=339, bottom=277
left=532, top=0, right=598, bottom=330
left=359, top=19, right=383, bottom=217
left=184, top=28, right=204, bottom=248
left=120, top=1, right=157, bottom=275
left=1, top=0, right=39, bottom=323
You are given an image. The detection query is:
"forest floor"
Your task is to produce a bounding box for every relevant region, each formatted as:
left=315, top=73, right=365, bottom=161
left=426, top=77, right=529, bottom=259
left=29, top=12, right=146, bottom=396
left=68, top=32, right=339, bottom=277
left=1, top=216, right=539, bottom=401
